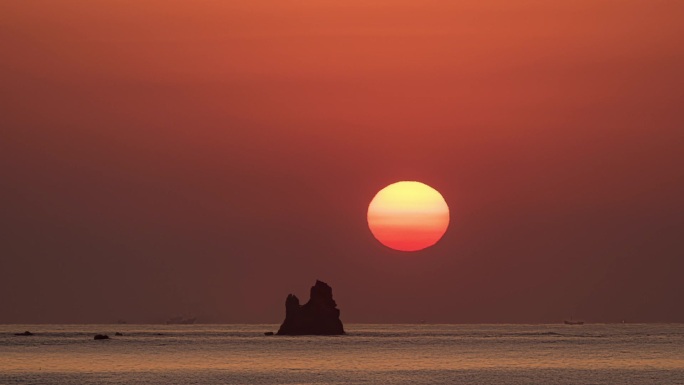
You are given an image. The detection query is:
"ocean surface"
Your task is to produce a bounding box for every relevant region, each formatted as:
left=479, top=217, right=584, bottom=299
left=1, top=324, right=683, bottom=384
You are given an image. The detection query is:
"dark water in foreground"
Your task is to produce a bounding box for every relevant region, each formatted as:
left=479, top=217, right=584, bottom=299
left=1, top=324, right=683, bottom=384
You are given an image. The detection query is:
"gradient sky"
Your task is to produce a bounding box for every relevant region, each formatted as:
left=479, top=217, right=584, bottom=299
left=1, top=0, right=683, bottom=324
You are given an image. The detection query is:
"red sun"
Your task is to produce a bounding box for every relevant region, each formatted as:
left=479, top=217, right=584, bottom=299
left=367, top=181, right=450, bottom=252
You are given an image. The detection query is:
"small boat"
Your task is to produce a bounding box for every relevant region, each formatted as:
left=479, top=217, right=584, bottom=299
left=564, top=317, right=584, bottom=325
left=166, top=316, right=196, bottom=325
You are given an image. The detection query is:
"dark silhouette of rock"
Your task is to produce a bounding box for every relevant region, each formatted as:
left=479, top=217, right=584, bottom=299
left=115, top=332, right=123, bottom=336
left=94, top=334, right=109, bottom=340
left=277, top=280, right=345, bottom=335
left=264, top=331, right=274, bottom=336
left=15, top=331, right=33, bottom=336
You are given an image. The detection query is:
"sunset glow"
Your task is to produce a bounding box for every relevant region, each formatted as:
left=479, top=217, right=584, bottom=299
left=367, top=181, right=449, bottom=252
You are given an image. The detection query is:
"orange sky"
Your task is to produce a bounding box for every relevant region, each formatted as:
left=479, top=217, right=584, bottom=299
left=1, top=1, right=683, bottom=323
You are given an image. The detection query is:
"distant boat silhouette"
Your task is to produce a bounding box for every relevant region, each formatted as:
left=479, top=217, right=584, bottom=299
left=564, top=317, right=584, bottom=325
left=166, top=316, right=196, bottom=325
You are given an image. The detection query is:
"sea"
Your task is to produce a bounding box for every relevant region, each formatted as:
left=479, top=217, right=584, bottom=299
left=1, top=324, right=683, bottom=384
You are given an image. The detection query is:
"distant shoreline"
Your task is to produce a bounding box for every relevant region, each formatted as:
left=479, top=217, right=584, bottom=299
left=2, top=322, right=684, bottom=325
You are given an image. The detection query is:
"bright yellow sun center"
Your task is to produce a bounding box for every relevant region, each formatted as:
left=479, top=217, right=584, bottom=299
left=367, top=181, right=450, bottom=252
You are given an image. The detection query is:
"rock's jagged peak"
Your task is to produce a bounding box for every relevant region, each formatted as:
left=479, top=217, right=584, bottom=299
left=308, top=280, right=336, bottom=307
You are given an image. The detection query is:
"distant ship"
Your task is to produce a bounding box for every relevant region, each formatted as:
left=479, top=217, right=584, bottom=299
left=166, top=316, right=196, bottom=325
left=564, top=317, right=584, bottom=325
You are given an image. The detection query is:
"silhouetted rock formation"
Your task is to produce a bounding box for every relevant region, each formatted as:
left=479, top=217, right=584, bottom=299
left=264, top=331, right=274, bottom=336
left=94, top=334, right=109, bottom=340
left=277, top=280, right=345, bottom=335
left=15, top=331, right=33, bottom=336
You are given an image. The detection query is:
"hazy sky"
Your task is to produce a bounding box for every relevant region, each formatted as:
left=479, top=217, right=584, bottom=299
left=1, top=0, right=683, bottom=323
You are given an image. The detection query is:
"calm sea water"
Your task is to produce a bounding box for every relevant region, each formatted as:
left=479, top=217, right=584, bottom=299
left=1, top=324, right=683, bottom=384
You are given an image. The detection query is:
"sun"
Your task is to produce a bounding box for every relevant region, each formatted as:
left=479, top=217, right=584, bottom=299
left=367, top=181, right=450, bottom=252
